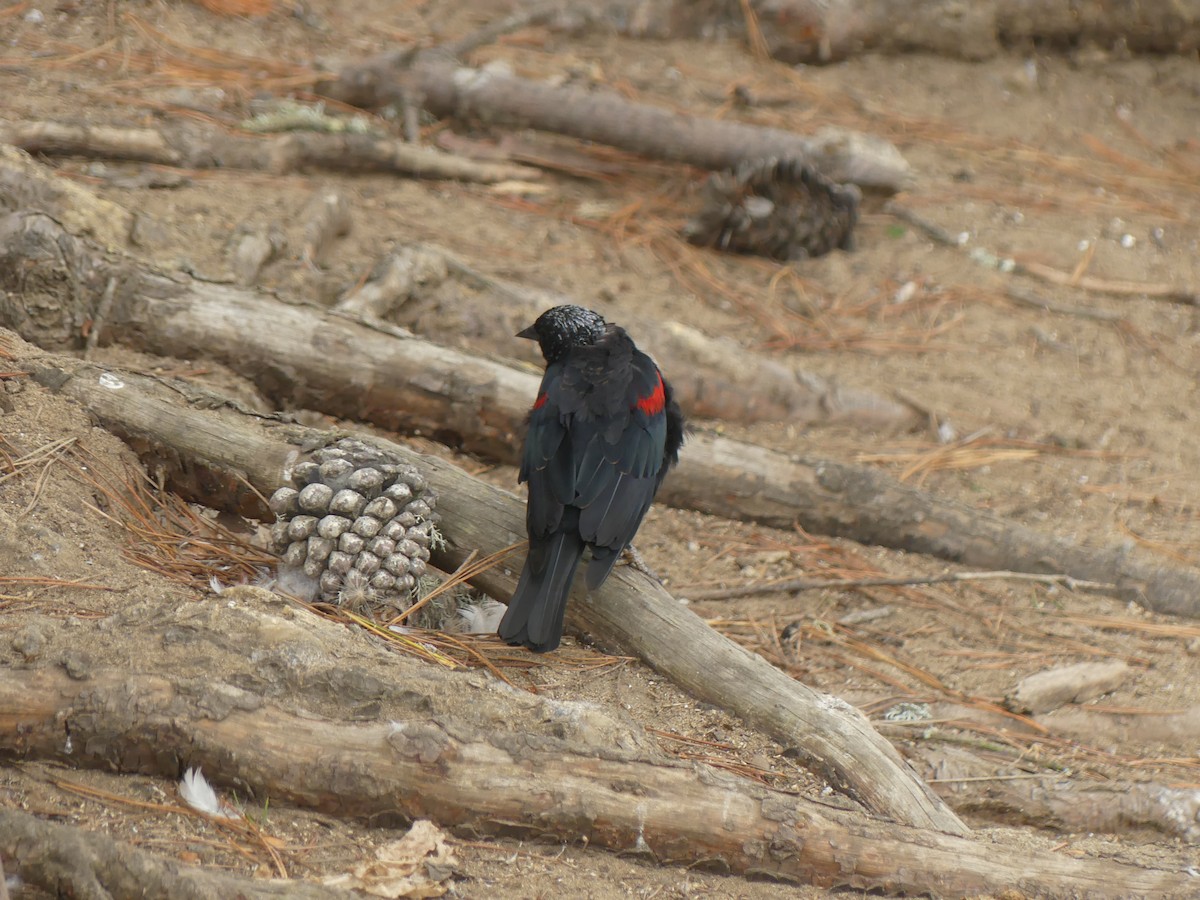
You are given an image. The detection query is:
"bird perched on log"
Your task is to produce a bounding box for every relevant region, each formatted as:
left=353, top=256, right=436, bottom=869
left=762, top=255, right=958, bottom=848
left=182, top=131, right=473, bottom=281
left=499, top=305, right=685, bottom=652
left=683, top=157, right=861, bottom=261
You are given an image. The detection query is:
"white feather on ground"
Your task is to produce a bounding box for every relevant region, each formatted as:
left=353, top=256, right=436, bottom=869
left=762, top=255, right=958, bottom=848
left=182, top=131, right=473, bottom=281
left=179, top=767, right=242, bottom=819
left=458, top=598, right=507, bottom=634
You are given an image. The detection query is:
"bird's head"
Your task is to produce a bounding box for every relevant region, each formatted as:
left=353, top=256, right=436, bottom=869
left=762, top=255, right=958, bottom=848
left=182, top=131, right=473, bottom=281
left=518, top=305, right=608, bottom=363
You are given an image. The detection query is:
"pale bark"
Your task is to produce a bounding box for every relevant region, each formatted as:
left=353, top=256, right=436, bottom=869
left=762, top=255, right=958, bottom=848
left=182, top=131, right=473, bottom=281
left=317, top=53, right=911, bottom=191
left=1, top=209, right=1199, bottom=620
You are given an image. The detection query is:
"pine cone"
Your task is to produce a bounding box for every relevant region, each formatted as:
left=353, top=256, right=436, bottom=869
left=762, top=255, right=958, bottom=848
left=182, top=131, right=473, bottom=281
left=683, top=157, right=860, bottom=261
left=268, top=438, right=437, bottom=610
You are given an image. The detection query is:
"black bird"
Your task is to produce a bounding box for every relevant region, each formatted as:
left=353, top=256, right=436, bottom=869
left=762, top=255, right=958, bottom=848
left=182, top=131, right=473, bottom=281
left=499, top=305, right=685, bottom=652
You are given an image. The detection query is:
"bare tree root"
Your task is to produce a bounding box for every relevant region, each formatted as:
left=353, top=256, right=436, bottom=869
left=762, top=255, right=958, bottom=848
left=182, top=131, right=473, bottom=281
left=316, top=53, right=910, bottom=191
left=1, top=209, right=1198, bottom=620
left=0, top=805, right=354, bottom=900
left=0, top=655, right=1191, bottom=896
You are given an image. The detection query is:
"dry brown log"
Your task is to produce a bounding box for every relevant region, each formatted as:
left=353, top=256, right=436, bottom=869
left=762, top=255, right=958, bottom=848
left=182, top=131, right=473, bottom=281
left=338, top=241, right=920, bottom=430
left=317, top=53, right=911, bottom=191
left=635, top=0, right=1200, bottom=61
left=1, top=209, right=1200, bottom=620
left=907, top=744, right=1200, bottom=843
left=0, top=118, right=541, bottom=184
left=0, top=805, right=354, bottom=900
left=0, top=607, right=1190, bottom=897
left=5, top=332, right=963, bottom=835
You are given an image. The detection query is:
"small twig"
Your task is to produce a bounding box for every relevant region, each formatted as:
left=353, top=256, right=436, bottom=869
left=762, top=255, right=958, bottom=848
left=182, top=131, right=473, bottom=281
left=391, top=542, right=522, bottom=625
left=83, top=276, right=117, bottom=360
left=886, top=201, right=1197, bottom=304
left=441, top=1, right=575, bottom=59
left=683, top=570, right=1117, bottom=602
left=886, top=202, right=967, bottom=247
left=1003, top=285, right=1124, bottom=322
left=927, top=773, right=1052, bottom=784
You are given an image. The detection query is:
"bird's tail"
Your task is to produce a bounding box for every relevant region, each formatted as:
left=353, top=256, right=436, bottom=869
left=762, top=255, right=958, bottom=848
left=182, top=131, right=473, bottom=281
left=499, top=529, right=585, bottom=652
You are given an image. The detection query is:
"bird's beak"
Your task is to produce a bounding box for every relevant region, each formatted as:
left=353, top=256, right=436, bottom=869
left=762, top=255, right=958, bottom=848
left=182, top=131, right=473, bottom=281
left=516, top=325, right=538, bottom=340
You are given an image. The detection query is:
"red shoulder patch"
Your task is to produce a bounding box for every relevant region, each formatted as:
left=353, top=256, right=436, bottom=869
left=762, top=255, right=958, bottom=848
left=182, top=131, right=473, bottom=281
left=635, top=372, right=666, bottom=416
left=532, top=392, right=548, bottom=411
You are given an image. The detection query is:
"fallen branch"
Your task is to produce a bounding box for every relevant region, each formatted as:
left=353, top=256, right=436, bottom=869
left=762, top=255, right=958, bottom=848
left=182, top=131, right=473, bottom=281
left=336, top=241, right=921, bottom=430
left=888, top=202, right=1198, bottom=305
left=0, top=655, right=1190, bottom=895
left=316, top=53, right=911, bottom=191
left=909, top=744, right=1200, bottom=843
left=2, top=209, right=1200, bottom=620
left=641, top=0, right=1200, bottom=62
left=682, top=569, right=1117, bottom=602
left=0, top=118, right=541, bottom=184
left=1003, top=285, right=1126, bottom=322
left=0, top=805, right=352, bottom=900
left=7, top=336, right=964, bottom=835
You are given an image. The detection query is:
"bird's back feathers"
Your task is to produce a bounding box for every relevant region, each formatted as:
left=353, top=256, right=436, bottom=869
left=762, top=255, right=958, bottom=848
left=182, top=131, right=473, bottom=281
left=501, top=312, right=684, bottom=652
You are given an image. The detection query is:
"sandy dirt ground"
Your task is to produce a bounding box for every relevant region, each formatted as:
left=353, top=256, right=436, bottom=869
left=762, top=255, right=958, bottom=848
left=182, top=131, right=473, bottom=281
left=2, top=1, right=1200, bottom=897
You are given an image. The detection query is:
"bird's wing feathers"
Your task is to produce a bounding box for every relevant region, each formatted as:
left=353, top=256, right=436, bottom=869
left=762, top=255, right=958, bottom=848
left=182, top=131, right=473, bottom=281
left=523, top=329, right=669, bottom=554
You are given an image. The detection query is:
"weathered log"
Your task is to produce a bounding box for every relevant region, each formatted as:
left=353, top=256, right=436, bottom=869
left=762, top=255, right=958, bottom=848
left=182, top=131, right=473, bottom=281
left=0, top=606, right=1190, bottom=897
left=908, top=744, right=1200, bottom=843
left=5, top=333, right=964, bottom=835
left=317, top=53, right=911, bottom=191
left=337, top=242, right=921, bottom=430
left=2, top=209, right=1198, bottom=620
left=0, top=806, right=355, bottom=900
left=629, top=0, right=1200, bottom=61
left=0, top=118, right=541, bottom=184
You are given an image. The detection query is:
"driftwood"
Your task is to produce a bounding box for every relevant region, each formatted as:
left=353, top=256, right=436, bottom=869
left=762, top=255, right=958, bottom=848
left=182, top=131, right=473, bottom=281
left=6, top=333, right=963, bottom=836
left=1006, top=661, right=1131, bottom=715
left=627, top=0, right=1200, bottom=61
left=317, top=53, right=911, bottom=191
left=2, top=210, right=1199, bottom=620
left=0, top=597, right=1190, bottom=897
left=0, top=805, right=354, bottom=900
left=0, top=118, right=541, bottom=184
left=337, top=241, right=920, bottom=430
